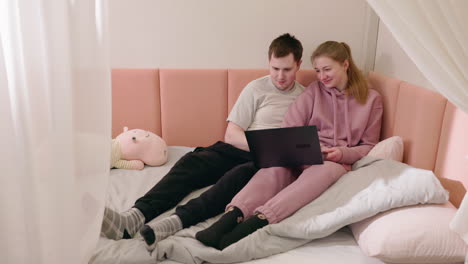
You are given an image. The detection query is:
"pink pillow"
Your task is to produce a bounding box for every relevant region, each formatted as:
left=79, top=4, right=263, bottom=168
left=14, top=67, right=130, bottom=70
left=368, top=136, right=404, bottom=162
left=350, top=203, right=467, bottom=263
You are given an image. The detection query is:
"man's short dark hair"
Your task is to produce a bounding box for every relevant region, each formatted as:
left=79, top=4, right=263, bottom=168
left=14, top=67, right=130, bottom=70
left=268, top=33, right=303, bottom=62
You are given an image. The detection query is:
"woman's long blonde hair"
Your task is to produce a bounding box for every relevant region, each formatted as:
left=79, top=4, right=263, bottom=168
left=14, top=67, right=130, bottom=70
left=311, top=41, right=368, bottom=104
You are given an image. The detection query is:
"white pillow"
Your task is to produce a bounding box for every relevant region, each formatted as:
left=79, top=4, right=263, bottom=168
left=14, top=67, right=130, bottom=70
left=368, top=136, right=404, bottom=162
left=350, top=202, right=467, bottom=263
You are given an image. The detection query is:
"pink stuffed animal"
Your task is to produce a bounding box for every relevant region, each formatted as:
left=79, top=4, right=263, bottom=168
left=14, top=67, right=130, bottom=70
left=111, top=127, right=168, bottom=170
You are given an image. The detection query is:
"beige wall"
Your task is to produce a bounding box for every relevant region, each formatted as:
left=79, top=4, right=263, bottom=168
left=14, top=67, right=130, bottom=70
left=109, top=1, right=436, bottom=90
left=109, top=0, right=378, bottom=71
left=374, top=21, right=435, bottom=90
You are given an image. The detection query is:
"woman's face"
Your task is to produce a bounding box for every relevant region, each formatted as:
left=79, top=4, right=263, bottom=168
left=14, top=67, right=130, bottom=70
left=313, top=56, right=349, bottom=91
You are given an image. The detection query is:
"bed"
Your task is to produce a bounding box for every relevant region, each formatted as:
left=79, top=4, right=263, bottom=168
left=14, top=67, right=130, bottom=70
left=90, top=69, right=468, bottom=264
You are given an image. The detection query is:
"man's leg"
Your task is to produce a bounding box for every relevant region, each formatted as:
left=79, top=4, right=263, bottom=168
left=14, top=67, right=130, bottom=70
left=139, top=162, right=258, bottom=250
left=102, top=141, right=251, bottom=240
left=176, top=161, right=259, bottom=228
left=100, top=207, right=144, bottom=240
left=134, top=142, right=251, bottom=221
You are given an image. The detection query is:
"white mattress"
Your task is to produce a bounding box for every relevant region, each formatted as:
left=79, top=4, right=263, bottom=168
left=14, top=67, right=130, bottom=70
left=91, top=146, right=384, bottom=264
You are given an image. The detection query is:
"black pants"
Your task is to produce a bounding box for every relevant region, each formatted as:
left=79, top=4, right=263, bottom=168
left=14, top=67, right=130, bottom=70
left=134, top=141, right=259, bottom=228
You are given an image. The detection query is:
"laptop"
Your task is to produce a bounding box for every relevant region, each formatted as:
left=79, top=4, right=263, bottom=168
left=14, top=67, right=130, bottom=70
left=245, top=125, right=323, bottom=168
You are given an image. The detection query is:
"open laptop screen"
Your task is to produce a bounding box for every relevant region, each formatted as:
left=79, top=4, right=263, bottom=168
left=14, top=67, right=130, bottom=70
left=245, top=125, right=323, bottom=168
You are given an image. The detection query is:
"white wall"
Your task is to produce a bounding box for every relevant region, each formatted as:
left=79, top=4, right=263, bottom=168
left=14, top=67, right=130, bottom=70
left=374, top=21, right=435, bottom=90
left=109, top=0, right=378, bottom=71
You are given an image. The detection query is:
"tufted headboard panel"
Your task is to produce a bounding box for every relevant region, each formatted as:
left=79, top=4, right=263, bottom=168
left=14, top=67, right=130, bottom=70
left=111, top=68, right=317, bottom=145
left=159, top=69, right=228, bottom=147
left=368, top=72, right=467, bottom=207
left=112, top=69, right=161, bottom=137
left=111, top=69, right=467, bottom=207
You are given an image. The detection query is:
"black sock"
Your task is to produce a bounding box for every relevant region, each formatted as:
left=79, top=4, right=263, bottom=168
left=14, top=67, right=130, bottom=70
left=219, top=214, right=268, bottom=250
left=195, top=207, right=243, bottom=249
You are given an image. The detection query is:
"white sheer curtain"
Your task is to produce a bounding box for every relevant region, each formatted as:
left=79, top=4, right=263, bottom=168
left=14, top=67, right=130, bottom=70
left=366, top=0, right=468, bottom=247
left=0, top=1, right=110, bottom=264
left=367, top=0, right=468, bottom=113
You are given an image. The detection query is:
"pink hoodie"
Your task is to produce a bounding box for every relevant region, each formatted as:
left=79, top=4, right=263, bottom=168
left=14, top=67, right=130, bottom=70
left=283, top=81, right=383, bottom=165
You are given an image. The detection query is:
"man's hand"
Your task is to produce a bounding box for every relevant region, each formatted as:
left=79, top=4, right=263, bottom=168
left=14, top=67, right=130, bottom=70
left=321, top=147, right=343, bottom=162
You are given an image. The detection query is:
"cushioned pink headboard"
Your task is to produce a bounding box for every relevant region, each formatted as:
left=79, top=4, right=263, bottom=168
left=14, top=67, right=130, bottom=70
left=435, top=103, right=468, bottom=207
left=111, top=69, right=467, bottom=207
left=159, top=69, right=228, bottom=147
left=112, top=69, right=161, bottom=136
left=111, top=68, right=317, bottom=145
left=368, top=72, right=467, bottom=207
left=369, top=72, right=447, bottom=171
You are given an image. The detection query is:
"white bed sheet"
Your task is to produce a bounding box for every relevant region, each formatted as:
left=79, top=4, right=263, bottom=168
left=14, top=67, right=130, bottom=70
left=91, top=146, right=384, bottom=264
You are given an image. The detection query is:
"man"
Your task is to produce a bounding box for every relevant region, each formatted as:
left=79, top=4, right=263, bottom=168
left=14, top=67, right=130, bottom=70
left=101, top=33, right=304, bottom=251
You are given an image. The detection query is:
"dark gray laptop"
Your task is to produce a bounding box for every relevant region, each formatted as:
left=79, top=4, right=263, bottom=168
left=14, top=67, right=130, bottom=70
left=245, top=125, right=324, bottom=168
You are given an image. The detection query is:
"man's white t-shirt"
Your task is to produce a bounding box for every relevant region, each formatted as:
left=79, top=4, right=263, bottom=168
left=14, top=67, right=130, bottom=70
left=227, top=75, right=305, bottom=131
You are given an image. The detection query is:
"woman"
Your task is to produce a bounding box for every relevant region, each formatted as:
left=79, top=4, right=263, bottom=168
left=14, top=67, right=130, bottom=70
left=196, top=41, right=383, bottom=250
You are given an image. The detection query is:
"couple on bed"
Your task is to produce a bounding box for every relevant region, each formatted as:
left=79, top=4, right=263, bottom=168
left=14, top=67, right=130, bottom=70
left=101, top=33, right=383, bottom=252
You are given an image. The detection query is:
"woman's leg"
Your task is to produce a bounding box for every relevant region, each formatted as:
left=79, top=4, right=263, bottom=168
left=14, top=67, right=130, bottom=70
left=218, top=213, right=268, bottom=250
left=228, top=166, right=297, bottom=219
left=196, top=166, right=297, bottom=249
left=218, top=162, right=346, bottom=249
left=257, top=161, right=346, bottom=223
left=194, top=206, right=244, bottom=249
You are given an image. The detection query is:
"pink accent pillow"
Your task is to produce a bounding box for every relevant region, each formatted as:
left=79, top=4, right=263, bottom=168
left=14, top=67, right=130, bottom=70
left=367, top=136, right=404, bottom=162
left=350, top=203, right=467, bottom=263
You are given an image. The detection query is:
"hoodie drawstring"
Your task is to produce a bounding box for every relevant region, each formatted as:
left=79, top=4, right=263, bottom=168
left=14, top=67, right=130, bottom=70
left=344, top=96, right=351, bottom=147
left=331, top=92, right=338, bottom=146
left=331, top=89, right=352, bottom=147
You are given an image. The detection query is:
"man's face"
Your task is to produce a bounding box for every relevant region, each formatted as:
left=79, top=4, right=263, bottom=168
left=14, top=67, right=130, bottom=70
left=269, top=53, right=301, bottom=91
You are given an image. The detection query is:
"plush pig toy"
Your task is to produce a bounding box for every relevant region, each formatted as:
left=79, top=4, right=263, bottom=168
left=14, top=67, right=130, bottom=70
left=111, top=127, right=168, bottom=170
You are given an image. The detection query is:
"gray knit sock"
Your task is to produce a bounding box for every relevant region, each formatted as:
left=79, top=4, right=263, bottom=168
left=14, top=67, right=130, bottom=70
left=140, top=215, right=183, bottom=252
left=101, top=207, right=145, bottom=240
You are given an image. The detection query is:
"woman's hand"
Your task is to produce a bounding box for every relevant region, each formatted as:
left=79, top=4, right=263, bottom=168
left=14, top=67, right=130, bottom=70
left=321, top=147, right=343, bottom=162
